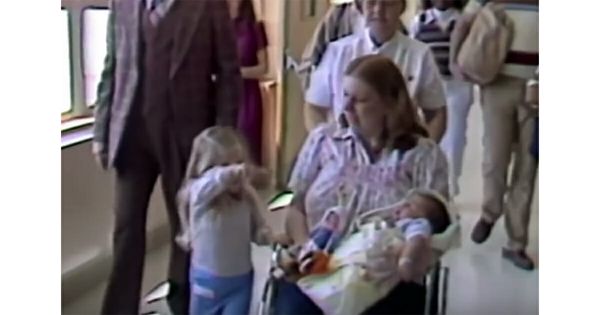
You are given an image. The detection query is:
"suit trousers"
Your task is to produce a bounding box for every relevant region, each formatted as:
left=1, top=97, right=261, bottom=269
left=480, top=75, right=538, bottom=251
left=101, top=115, right=192, bottom=315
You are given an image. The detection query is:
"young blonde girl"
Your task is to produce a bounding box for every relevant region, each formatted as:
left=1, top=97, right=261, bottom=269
left=176, top=126, right=277, bottom=315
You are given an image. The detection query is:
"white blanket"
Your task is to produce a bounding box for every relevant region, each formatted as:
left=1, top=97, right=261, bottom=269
left=297, top=205, right=461, bottom=315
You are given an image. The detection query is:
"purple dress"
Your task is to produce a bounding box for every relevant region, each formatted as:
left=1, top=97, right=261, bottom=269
left=234, top=18, right=268, bottom=164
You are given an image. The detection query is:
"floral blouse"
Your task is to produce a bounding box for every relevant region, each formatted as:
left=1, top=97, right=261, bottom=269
left=288, top=123, right=449, bottom=230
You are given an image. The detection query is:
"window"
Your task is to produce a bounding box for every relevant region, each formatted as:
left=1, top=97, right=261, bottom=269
left=61, top=9, right=72, bottom=114
left=83, top=8, right=110, bottom=107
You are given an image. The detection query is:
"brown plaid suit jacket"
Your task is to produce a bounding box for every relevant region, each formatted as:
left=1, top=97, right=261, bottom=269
left=93, top=0, right=242, bottom=167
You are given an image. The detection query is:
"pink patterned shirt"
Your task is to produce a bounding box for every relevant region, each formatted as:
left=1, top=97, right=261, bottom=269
left=288, top=123, right=449, bottom=230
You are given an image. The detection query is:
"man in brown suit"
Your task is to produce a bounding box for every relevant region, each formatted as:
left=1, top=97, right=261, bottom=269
left=92, top=0, right=242, bottom=314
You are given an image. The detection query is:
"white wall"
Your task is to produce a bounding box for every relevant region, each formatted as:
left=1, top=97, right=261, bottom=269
left=61, top=140, right=169, bottom=301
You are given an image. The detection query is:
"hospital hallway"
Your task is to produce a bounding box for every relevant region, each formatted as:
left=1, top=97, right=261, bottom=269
left=63, top=89, right=539, bottom=315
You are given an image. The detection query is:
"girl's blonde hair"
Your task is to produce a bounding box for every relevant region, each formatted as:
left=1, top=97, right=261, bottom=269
left=175, top=126, right=251, bottom=250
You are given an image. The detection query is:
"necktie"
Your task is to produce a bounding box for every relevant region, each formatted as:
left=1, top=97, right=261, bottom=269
left=145, top=0, right=173, bottom=25
left=146, top=0, right=163, bottom=11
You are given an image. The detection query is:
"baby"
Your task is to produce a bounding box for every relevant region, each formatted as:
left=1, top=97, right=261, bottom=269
left=272, top=191, right=452, bottom=315
left=388, top=191, right=451, bottom=281
left=278, top=191, right=451, bottom=281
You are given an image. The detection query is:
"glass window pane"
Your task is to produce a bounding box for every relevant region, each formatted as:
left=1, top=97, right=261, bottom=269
left=61, top=10, right=72, bottom=114
left=83, top=8, right=109, bottom=107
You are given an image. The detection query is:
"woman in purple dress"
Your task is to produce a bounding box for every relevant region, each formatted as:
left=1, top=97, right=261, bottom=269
left=227, top=0, right=270, bottom=164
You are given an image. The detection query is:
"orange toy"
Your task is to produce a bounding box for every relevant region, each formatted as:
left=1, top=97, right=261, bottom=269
left=308, top=251, right=331, bottom=274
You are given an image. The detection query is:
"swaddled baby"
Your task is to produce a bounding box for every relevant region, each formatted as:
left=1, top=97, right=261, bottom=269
left=280, top=191, right=451, bottom=280
left=274, top=191, right=452, bottom=315
left=381, top=191, right=452, bottom=281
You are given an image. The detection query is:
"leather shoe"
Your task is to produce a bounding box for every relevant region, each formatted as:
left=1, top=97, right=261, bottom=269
left=471, top=218, right=494, bottom=244
left=502, top=248, right=535, bottom=271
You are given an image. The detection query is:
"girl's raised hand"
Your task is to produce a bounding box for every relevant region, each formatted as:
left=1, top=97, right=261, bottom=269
left=219, top=164, right=246, bottom=186
left=243, top=164, right=272, bottom=188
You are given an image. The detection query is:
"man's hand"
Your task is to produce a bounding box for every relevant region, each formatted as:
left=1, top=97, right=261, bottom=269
left=525, top=79, right=539, bottom=109
left=92, top=141, right=108, bottom=170
left=175, top=233, right=192, bottom=252
left=450, top=62, right=467, bottom=82
left=423, top=107, right=447, bottom=143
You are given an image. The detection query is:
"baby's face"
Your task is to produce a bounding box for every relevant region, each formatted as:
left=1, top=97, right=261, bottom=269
left=394, top=195, right=431, bottom=220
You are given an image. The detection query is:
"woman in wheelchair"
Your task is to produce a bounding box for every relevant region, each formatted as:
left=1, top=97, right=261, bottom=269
left=275, top=55, right=451, bottom=315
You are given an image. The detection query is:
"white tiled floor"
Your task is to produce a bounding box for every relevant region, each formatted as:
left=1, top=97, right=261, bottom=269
left=442, top=101, right=539, bottom=315
left=63, top=101, right=538, bottom=315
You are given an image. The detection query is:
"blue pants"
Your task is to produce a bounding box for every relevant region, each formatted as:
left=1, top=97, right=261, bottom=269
left=189, top=268, right=254, bottom=315
left=440, top=78, right=474, bottom=196
left=530, top=117, right=538, bottom=161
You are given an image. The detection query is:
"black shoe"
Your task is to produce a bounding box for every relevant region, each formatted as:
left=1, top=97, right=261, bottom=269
left=471, top=218, right=494, bottom=244
left=167, top=295, right=185, bottom=315
left=166, top=281, right=189, bottom=315
left=502, top=248, right=535, bottom=271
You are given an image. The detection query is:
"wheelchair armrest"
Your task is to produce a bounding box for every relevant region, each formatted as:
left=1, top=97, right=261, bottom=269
left=267, top=191, right=294, bottom=212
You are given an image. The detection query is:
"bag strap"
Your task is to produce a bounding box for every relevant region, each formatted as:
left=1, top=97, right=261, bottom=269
left=419, top=11, right=427, bottom=23
left=448, top=19, right=457, bottom=33
left=415, top=11, right=427, bottom=36
left=332, top=3, right=351, bottom=40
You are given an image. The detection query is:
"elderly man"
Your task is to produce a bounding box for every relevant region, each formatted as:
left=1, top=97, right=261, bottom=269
left=304, top=0, right=447, bottom=142
left=299, top=0, right=410, bottom=92
left=92, top=0, right=242, bottom=314
left=452, top=0, right=539, bottom=271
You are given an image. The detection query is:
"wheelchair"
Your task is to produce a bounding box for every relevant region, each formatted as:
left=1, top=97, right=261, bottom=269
left=258, top=191, right=456, bottom=315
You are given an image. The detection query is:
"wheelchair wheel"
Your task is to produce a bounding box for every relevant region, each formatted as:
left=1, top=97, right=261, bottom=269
left=258, top=276, right=278, bottom=315
left=425, top=262, right=441, bottom=315
left=439, top=267, right=450, bottom=315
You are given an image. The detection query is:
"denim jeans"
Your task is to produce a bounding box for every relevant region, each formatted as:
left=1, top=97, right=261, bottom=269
left=189, top=268, right=254, bottom=315
left=440, top=78, right=474, bottom=196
